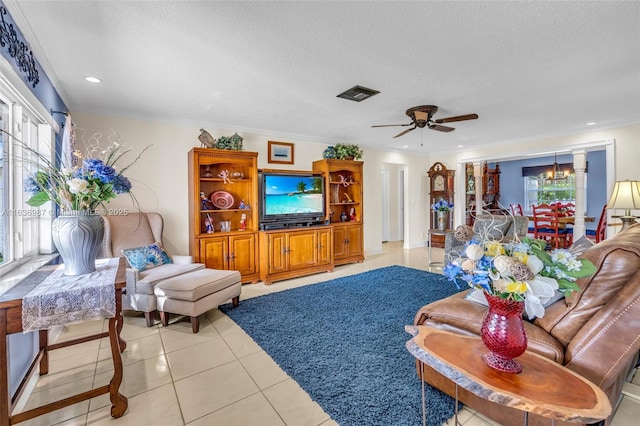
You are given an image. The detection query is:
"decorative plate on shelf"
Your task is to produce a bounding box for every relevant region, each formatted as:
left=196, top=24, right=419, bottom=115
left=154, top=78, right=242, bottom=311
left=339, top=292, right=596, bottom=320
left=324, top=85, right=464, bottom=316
left=210, top=191, right=235, bottom=209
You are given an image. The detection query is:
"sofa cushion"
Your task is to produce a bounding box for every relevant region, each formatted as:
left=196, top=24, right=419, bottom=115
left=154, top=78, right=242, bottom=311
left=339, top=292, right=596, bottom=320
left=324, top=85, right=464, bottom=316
left=105, top=214, right=158, bottom=258
left=473, top=215, right=512, bottom=241
left=154, top=269, right=241, bottom=301
left=413, top=291, right=566, bottom=362
left=135, top=263, right=205, bottom=295
left=122, top=242, right=172, bottom=271
left=535, top=224, right=640, bottom=346
left=507, top=216, right=530, bottom=238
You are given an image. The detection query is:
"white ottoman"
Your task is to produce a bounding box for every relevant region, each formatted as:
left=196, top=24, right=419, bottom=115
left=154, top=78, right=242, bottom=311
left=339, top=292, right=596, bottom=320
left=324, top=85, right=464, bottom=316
left=154, top=268, right=241, bottom=333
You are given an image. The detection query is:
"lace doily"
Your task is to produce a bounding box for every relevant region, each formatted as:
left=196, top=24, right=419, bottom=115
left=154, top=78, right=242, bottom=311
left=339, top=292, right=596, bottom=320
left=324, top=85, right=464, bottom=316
left=22, top=258, right=120, bottom=333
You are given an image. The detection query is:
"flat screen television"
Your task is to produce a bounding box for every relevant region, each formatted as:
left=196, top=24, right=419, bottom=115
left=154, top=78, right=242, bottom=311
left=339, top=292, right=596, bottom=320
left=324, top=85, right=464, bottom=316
left=259, top=172, right=327, bottom=229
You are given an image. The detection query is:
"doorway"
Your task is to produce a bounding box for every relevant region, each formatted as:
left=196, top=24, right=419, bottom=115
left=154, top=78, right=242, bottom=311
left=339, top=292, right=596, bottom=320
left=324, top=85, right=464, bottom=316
left=381, top=163, right=406, bottom=243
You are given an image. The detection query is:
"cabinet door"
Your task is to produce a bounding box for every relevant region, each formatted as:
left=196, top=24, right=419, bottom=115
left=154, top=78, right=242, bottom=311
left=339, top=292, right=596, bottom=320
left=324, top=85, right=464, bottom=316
left=229, top=233, right=257, bottom=276
left=332, top=226, right=348, bottom=259
left=317, top=228, right=332, bottom=265
left=287, top=230, right=318, bottom=271
left=199, top=237, right=229, bottom=270
left=266, top=232, right=287, bottom=275
left=345, top=224, right=363, bottom=257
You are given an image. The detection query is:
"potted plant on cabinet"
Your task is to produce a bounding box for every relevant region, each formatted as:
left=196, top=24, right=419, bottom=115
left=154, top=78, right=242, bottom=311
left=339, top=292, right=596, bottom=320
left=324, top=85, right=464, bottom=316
left=334, top=143, right=363, bottom=160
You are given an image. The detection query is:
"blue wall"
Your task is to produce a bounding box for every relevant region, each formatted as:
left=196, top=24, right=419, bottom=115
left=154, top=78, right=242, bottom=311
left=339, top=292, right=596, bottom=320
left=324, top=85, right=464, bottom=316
left=497, top=151, right=607, bottom=231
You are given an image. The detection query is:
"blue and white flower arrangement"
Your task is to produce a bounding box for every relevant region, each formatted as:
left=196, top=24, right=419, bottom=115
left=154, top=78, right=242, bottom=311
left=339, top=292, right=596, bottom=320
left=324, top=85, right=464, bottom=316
left=443, top=229, right=596, bottom=318
left=432, top=199, right=454, bottom=212
left=24, top=132, right=150, bottom=212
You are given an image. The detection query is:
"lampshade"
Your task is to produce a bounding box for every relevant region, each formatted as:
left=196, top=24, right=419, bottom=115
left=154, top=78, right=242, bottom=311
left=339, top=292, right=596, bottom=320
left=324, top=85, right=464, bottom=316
left=607, top=180, right=640, bottom=210
left=607, top=180, right=640, bottom=231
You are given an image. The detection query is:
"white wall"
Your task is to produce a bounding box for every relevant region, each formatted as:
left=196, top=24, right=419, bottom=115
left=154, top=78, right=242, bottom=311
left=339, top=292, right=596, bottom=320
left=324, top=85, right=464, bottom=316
left=71, top=111, right=431, bottom=256
left=72, top=111, right=638, bottom=257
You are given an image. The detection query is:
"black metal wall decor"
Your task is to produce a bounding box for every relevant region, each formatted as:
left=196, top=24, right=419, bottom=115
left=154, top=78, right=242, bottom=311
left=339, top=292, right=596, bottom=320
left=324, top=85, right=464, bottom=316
left=0, top=6, right=39, bottom=88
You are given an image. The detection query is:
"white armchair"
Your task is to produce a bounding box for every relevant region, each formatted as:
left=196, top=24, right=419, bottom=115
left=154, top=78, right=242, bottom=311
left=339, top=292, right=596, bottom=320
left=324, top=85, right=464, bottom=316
left=101, top=212, right=205, bottom=327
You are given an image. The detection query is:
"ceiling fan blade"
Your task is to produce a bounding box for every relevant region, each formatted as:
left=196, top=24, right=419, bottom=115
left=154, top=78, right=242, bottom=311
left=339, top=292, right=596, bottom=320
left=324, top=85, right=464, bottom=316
left=393, top=126, right=416, bottom=138
left=434, top=113, right=479, bottom=124
left=428, top=123, right=455, bottom=132
left=371, top=123, right=413, bottom=128
left=414, top=110, right=428, bottom=121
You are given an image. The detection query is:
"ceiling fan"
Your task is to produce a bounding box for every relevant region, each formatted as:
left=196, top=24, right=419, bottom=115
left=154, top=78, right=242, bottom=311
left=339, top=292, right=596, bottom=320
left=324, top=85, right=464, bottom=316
left=372, top=105, right=478, bottom=138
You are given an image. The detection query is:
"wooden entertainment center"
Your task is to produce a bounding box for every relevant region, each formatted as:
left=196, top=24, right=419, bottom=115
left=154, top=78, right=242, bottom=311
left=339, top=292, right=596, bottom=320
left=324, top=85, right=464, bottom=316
left=188, top=149, right=364, bottom=285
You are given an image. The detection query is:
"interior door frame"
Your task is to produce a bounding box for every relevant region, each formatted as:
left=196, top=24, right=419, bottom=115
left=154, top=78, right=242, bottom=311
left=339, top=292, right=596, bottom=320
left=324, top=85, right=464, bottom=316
left=453, top=139, right=615, bottom=234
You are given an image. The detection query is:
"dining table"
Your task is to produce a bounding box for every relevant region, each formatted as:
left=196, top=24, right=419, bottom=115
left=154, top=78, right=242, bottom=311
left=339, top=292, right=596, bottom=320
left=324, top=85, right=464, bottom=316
left=526, top=215, right=595, bottom=224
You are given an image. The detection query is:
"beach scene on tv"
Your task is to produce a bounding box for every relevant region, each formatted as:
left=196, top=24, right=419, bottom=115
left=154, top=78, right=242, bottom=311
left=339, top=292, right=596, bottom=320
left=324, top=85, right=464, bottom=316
left=264, top=175, right=324, bottom=215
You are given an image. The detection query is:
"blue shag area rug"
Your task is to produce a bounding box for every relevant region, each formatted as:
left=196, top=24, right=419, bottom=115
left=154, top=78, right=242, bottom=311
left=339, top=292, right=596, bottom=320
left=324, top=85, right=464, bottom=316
left=220, top=265, right=460, bottom=426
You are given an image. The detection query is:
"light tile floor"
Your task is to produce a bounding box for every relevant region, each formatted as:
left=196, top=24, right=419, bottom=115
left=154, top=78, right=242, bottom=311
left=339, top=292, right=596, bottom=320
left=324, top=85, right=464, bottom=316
left=15, top=242, right=639, bottom=425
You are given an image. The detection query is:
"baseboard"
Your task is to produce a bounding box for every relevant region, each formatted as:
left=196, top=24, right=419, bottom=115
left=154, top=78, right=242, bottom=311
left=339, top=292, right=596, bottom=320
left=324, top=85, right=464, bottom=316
left=622, top=382, right=640, bottom=401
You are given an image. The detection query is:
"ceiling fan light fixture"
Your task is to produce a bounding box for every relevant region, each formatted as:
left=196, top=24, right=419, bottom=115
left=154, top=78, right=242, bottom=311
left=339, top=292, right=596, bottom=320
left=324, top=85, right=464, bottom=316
left=372, top=104, right=478, bottom=138
left=336, top=85, right=380, bottom=102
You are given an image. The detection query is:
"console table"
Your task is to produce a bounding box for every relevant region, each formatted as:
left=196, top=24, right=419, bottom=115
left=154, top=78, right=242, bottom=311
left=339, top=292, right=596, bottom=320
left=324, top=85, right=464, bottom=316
left=405, top=325, right=611, bottom=426
left=0, top=258, right=128, bottom=425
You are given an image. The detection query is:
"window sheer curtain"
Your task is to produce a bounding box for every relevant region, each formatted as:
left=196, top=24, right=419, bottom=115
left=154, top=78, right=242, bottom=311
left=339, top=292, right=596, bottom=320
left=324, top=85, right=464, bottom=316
left=0, top=82, right=54, bottom=274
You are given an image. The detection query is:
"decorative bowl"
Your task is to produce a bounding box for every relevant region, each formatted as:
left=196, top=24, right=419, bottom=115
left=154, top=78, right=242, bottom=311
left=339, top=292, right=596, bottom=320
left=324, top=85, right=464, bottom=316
left=210, top=191, right=235, bottom=209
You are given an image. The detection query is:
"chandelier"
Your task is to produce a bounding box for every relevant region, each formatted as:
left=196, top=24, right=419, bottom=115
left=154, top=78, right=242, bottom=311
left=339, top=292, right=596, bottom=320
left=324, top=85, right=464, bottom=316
left=547, top=153, right=567, bottom=182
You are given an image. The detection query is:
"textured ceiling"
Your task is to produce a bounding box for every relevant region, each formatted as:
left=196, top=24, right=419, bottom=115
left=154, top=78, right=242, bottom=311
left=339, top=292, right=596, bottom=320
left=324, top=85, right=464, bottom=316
left=5, top=0, right=640, bottom=154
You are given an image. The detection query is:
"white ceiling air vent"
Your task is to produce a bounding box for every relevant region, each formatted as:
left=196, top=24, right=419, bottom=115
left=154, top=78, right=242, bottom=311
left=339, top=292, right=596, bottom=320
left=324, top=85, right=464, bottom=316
left=336, top=85, right=380, bottom=102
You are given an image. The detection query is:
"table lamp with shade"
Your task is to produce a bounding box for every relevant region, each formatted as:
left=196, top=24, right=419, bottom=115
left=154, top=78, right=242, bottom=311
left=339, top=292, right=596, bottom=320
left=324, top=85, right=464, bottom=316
left=607, top=180, right=640, bottom=231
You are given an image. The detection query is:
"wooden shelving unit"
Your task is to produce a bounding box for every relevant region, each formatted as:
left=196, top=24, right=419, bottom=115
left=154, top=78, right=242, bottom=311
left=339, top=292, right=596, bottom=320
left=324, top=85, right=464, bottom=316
left=313, top=159, right=364, bottom=265
left=188, top=148, right=259, bottom=283
left=465, top=162, right=501, bottom=225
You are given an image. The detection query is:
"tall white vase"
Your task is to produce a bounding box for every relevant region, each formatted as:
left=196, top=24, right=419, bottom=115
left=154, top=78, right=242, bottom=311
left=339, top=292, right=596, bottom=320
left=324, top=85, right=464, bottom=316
left=51, top=210, right=104, bottom=275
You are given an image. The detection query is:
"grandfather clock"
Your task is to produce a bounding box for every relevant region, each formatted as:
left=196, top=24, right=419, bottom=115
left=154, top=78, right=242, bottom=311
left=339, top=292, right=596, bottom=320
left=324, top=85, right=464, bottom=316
left=428, top=162, right=455, bottom=248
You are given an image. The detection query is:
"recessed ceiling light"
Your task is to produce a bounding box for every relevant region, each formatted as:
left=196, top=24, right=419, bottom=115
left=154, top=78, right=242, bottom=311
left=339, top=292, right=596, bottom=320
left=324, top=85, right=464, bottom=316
left=586, top=122, right=597, bottom=126
left=403, top=145, right=408, bottom=148
left=457, top=145, right=464, bottom=148
left=85, top=76, right=101, bottom=83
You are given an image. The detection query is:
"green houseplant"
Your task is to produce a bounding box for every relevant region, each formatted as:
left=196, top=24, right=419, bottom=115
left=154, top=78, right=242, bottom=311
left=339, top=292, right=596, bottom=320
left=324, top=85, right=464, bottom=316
left=334, top=143, right=363, bottom=160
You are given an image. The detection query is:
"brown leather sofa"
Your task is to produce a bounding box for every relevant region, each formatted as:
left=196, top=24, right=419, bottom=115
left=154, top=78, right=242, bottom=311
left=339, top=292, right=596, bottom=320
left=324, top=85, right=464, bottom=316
left=414, top=223, right=640, bottom=425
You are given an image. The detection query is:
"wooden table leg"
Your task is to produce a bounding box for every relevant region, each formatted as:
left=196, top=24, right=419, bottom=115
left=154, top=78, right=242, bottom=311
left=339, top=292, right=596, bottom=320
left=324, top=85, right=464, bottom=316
left=115, top=288, right=127, bottom=353
left=108, top=288, right=128, bottom=418
left=108, top=315, right=128, bottom=418
left=0, top=311, right=9, bottom=426
left=38, top=330, right=48, bottom=375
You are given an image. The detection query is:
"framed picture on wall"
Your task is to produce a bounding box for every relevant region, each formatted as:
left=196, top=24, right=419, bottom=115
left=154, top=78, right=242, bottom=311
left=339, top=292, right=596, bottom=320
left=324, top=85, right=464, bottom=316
left=268, top=141, right=294, bottom=164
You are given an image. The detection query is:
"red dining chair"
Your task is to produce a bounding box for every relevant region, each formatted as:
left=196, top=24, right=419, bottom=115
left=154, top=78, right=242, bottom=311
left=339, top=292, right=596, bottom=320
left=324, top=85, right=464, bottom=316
left=561, top=202, right=575, bottom=217
left=509, top=203, right=524, bottom=216
left=560, top=202, right=576, bottom=245
left=532, top=203, right=569, bottom=249
left=587, top=204, right=608, bottom=243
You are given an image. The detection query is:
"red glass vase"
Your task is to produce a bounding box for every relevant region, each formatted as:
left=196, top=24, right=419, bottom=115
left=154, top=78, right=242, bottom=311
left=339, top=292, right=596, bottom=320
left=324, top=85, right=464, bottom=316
left=480, top=292, right=528, bottom=373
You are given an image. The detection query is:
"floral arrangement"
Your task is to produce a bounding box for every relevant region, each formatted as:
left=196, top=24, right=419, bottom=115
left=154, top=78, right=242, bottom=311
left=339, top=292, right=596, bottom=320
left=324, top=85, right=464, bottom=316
left=443, top=225, right=596, bottom=318
left=24, top=132, right=150, bottom=212
left=432, top=199, right=454, bottom=212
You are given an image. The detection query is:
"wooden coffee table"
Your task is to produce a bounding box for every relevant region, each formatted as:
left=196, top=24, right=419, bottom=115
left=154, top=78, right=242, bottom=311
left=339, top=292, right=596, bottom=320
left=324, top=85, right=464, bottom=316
left=405, top=325, right=611, bottom=426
